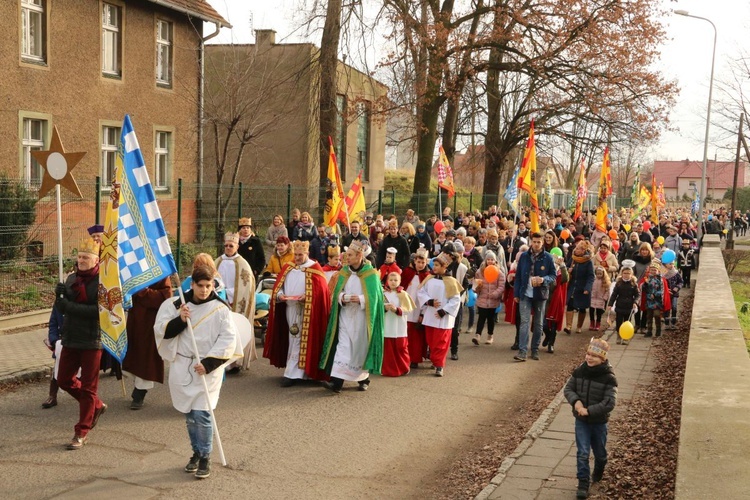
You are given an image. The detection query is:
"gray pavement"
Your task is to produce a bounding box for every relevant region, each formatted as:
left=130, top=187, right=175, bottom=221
left=0, top=327, right=53, bottom=383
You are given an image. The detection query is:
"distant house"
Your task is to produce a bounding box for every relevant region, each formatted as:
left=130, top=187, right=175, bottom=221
left=0, top=0, right=229, bottom=256
left=203, top=30, right=388, bottom=211
left=653, top=160, right=750, bottom=200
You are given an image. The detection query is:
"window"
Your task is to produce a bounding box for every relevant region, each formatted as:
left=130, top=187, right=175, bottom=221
left=101, top=125, right=121, bottom=187
left=21, top=0, right=46, bottom=62
left=156, top=20, right=172, bottom=86
left=335, top=94, right=347, bottom=181
left=102, top=3, right=122, bottom=76
left=356, top=101, right=370, bottom=181
left=22, top=118, right=47, bottom=186
left=154, top=131, right=171, bottom=189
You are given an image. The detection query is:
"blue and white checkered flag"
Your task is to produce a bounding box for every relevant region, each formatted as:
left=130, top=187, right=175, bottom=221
left=504, top=163, right=521, bottom=210
left=691, top=194, right=700, bottom=215
left=118, top=115, right=177, bottom=309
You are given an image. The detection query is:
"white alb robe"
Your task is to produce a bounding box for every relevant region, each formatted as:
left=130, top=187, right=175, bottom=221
left=383, top=290, right=412, bottom=338
left=418, top=277, right=462, bottom=330
left=217, top=254, right=240, bottom=304
left=278, top=259, right=314, bottom=380
left=404, top=274, right=425, bottom=323
left=332, top=273, right=370, bottom=382
left=154, top=298, right=241, bottom=413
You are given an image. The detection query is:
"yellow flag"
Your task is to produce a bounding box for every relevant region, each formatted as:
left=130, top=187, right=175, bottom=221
left=651, top=174, right=659, bottom=224
left=517, top=120, right=539, bottom=233
left=344, top=172, right=366, bottom=224
left=594, top=148, right=612, bottom=233
left=324, top=140, right=345, bottom=227
left=574, top=160, right=586, bottom=221
left=637, top=186, right=651, bottom=210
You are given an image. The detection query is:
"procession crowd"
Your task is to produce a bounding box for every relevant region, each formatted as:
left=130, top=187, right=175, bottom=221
left=44, top=200, right=727, bottom=491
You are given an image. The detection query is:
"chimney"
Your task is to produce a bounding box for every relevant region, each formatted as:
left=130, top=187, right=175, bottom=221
left=255, top=29, right=276, bottom=47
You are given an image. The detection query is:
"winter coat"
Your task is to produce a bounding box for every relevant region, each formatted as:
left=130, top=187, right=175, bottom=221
left=593, top=251, right=619, bottom=280
left=292, top=222, right=316, bottom=242
left=57, top=273, right=100, bottom=350
left=238, top=235, right=265, bottom=277
left=464, top=248, right=483, bottom=273
left=663, top=234, right=682, bottom=253
left=265, top=224, right=288, bottom=247
left=567, top=257, right=595, bottom=310
left=679, top=248, right=696, bottom=270
left=564, top=361, right=618, bottom=424
left=513, top=249, right=557, bottom=302
left=589, top=278, right=610, bottom=310
left=376, top=234, right=411, bottom=269
left=264, top=250, right=294, bottom=275
left=474, top=266, right=505, bottom=309
left=608, top=278, right=640, bottom=313
left=664, top=269, right=684, bottom=298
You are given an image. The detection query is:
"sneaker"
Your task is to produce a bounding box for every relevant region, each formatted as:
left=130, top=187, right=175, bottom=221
left=485, top=336, right=493, bottom=345
left=472, top=335, right=480, bottom=346
left=513, top=353, right=527, bottom=362
left=358, top=378, right=370, bottom=391
left=66, top=435, right=87, bottom=450
left=323, top=381, right=342, bottom=394
left=185, top=452, right=200, bottom=473
left=91, top=402, right=107, bottom=429
left=622, top=339, right=629, bottom=345
left=195, top=457, right=211, bottom=479
left=576, top=328, right=582, bottom=334
left=450, top=353, right=458, bottom=361
left=531, top=351, right=540, bottom=361
left=435, top=367, right=444, bottom=377
left=466, top=327, right=474, bottom=334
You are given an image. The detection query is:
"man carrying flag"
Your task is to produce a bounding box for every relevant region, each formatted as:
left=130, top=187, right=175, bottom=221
left=593, top=148, right=612, bottom=248
left=517, top=121, right=540, bottom=233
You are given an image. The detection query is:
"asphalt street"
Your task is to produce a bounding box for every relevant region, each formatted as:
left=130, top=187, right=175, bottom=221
left=0, top=325, right=590, bottom=500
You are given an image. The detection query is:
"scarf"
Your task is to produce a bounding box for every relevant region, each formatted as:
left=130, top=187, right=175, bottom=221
left=598, top=250, right=609, bottom=261
left=572, top=251, right=591, bottom=264
left=72, top=264, right=100, bottom=303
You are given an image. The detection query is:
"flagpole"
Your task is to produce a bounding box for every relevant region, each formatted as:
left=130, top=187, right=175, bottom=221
left=175, top=282, right=228, bottom=467
left=55, top=185, right=64, bottom=283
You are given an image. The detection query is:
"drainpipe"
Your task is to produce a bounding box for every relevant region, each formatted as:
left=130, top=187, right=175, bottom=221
left=197, top=22, right=221, bottom=240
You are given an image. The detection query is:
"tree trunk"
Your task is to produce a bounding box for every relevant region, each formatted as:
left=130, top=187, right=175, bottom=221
left=318, top=0, right=343, bottom=220
left=483, top=45, right=502, bottom=209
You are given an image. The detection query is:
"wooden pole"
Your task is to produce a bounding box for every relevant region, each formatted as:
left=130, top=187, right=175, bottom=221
left=727, top=114, right=744, bottom=249
left=55, top=185, right=64, bottom=283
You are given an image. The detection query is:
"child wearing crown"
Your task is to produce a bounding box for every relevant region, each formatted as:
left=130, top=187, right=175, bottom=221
left=382, top=272, right=415, bottom=376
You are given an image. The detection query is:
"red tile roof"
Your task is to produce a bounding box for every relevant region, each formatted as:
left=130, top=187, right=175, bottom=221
left=653, top=160, right=748, bottom=189
left=146, top=0, right=231, bottom=28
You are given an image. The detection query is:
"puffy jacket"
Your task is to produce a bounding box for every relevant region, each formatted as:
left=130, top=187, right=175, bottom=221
left=57, top=273, right=100, bottom=350
left=567, top=257, right=595, bottom=309
left=608, top=278, right=640, bottom=313
left=473, top=266, right=504, bottom=309
left=589, top=279, right=610, bottom=310
left=564, top=361, right=618, bottom=424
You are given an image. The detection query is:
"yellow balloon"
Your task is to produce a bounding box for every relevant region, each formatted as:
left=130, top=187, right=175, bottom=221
left=657, top=236, right=665, bottom=245
left=619, top=321, right=635, bottom=340
left=623, top=224, right=631, bottom=232
left=723, top=229, right=729, bottom=234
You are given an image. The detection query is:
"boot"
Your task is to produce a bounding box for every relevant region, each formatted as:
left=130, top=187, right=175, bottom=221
left=595, top=321, right=601, bottom=331
left=547, top=329, right=557, bottom=352
left=576, top=312, right=586, bottom=334
left=592, top=461, right=606, bottom=483
left=565, top=311, right=574, bottom=334
left=588, top=320, right=595, bottom=331
left=576, top=479, right=590, bottom=499
left=131, top=388, right=147, bottom=410
left=42, top=377, right=58, bottom=408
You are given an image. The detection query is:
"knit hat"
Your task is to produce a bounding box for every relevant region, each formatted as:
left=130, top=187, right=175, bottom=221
left=453, top=241, right=465, bottom=255
left=587, top=338, right=610, bottom=360
left=484, top=250, right=497, bottom=262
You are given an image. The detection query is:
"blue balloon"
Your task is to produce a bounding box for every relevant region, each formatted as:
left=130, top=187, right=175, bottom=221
left=661, top=249, right=676, bottom=264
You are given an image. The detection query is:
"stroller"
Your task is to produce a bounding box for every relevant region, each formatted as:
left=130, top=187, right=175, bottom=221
left=254, top=276, right=276, bottom=346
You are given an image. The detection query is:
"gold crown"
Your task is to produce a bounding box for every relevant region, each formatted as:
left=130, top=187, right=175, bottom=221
left=238, top=217, right=252, bottom=228
left=291, top=240, right=309, bottom=253
left=587, top=338, right=610, bottom=360
left=348, top=240, right=366, bottom=254
left=327, top=245, right=340, bottom=257
left=79, top=238, right=101, bottom=256
left=224, top=232, right=239, bottom=244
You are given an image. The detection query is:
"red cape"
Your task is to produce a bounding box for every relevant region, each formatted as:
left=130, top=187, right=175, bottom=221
left=263, top=261, right=331, bottom=381
left=545, top=273, right=568, bottom=331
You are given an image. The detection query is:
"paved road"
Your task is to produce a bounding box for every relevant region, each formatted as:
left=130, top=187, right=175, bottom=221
left=0, top=322, right=592, bottom=500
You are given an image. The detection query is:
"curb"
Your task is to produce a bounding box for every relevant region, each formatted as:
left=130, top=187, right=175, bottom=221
left=0, top=365, right=52, bottom=387
left=474, top=389, right=567, bottom=500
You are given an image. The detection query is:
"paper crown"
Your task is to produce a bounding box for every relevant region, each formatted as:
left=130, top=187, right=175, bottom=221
left=327, top=245, right=340, bottom=257
left=79, top=238, right=100, bottom=256
left=224, top=232, right=239, bottom=244
left=415, top=248, right=429, bottom=259
left=348, top=240, right=366, bottom=254
left=434, top=253, right=452, bottom=267
left=238, top=217, right=252, bottom=228
left=587, top=338, right=610, bottom=360
left=291, top=240, right=309, bottom=253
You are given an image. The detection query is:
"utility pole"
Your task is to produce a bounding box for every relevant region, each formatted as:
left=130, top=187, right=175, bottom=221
left=727, top=114, right=744, bottom=249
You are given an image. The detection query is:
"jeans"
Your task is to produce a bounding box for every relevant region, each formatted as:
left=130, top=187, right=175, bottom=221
left=575, top=419, right=608, bottom=481
left=186, top=410, right=213, bottom=458
left=518, top=296, right=546, bottom=355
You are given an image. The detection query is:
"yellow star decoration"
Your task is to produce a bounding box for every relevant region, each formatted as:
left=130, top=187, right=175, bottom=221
left=31, top=126, right=86, bottom=200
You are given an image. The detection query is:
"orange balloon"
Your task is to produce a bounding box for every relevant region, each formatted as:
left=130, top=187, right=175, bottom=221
left=484, top=265, right=500, bottom=283
left=608, top=229, right=618, bottom=239
left=560, top=229, right=571, bottom=240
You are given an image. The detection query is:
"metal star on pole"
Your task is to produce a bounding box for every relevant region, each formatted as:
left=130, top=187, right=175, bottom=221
left=31, top=126, right=86, bottom=199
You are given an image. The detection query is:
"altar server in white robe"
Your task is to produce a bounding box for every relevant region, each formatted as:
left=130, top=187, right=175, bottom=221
left=154, top=266, right=242, bottom=479
left=382, top=272, right=415, bottom=376
left=418, top=253, right=462, bottom=377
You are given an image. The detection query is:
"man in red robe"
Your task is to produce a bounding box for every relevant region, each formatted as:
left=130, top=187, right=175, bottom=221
left=263, top=240, right=332, bottom=386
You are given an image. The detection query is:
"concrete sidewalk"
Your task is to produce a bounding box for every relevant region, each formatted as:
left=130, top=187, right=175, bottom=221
left=0, top=328, right=53, bottom=384
left=475, top=304, right=669, bottom=499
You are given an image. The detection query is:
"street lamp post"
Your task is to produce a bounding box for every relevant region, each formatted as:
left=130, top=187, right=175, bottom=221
left=673, top=9, right=717, bottom=243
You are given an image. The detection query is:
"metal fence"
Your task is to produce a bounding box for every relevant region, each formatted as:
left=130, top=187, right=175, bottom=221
left=0, top=175, right=697, bottom=315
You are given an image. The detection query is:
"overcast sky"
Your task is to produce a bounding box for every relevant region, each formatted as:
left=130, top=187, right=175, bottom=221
left=205, top=0, right=750, bottom=164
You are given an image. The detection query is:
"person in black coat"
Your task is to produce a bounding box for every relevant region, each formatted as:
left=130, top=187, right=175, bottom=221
left=237, top=217, right=265, bottom=279
left=376, top=220, right=411, bottom=268
left=341, top=221, right=369, bottom=249
left=565, top=240, right=595, bottom=334
left=607, top=264, right=640, bottom=344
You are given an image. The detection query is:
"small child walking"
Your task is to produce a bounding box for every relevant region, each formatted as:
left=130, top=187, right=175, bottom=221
left=564, top=338, right=618, bottom=499
left=639, top=262, right=671, bottom=338
left=588, top=267, right=610, bottom=332
left=382, top=272, right=415, bottom=377
left=662, top=261, right=683, bottom=330
left=607, top=263, right=640, bottom=345
left=678, top=239, right=695, bottom=289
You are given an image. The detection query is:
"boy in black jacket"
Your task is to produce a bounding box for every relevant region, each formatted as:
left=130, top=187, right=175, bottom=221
left=564, top=338, right=618, bottom=499
left=608, top=262, right=640, bottom=345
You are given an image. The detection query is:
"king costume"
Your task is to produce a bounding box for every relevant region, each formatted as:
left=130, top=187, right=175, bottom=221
left=382, top=285, right=416, bottom=376
left=263, top=254, right=332, bottom=382
left=402, top=262, right=430, bottom=367
left=319, top=260, right=384, bottom=389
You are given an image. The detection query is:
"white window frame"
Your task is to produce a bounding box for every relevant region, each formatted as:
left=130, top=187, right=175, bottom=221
left=156, top=19, right=172, bottom=86
left=101, top=124, right=121, bottom=188
left=22, top=117, right=47, bottom=186
left=154, top=130, right=171, bottom=190
left=101, top=2, right=121, bottom=77
left=21, top=0, right=46, bottom=62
